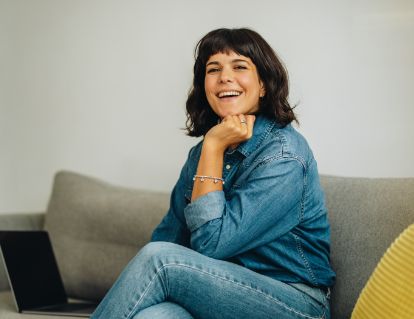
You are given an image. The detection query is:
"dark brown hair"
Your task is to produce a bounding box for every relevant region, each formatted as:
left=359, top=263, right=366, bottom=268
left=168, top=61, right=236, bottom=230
left=185, top=28, right=297, bottom=137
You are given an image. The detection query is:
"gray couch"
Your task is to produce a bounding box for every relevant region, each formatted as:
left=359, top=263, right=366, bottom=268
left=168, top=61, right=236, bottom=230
left=1, top=171, right=413, bottom=319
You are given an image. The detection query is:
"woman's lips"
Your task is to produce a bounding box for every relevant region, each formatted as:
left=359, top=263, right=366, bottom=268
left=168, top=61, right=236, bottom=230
left=217, top=90, right=242, bottom=98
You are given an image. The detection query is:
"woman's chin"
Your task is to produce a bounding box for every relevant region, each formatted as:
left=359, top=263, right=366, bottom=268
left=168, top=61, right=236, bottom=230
left=217, top=110, right=240, bottom=118
left=213, top=106, right=259, bottom=118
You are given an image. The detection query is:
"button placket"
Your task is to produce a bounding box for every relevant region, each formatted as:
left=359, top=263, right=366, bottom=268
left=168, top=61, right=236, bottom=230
left=223, top=153, right=238, bottom=181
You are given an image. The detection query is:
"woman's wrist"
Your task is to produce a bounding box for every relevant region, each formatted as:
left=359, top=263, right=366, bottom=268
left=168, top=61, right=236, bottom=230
left=203, top=136, right=227, bottom=154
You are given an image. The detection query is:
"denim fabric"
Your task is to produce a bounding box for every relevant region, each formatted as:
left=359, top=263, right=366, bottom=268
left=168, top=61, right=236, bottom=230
left=92, top=242, right=330, bottom=319
left=152, top=115, right=336, bottom=288
left=132, top=301, right=194, bottom=319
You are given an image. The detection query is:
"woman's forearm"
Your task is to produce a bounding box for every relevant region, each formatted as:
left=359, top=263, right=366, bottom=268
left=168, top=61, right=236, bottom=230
left=191, top=141, right=225, bottom=201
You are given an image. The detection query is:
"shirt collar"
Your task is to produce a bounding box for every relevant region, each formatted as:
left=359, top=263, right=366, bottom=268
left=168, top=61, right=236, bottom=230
left=226, top=115, right=277, bottom=157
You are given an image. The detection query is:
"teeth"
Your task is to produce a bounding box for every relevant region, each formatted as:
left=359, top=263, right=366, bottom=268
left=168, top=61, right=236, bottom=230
left=218, top=91, right=241, bottom=98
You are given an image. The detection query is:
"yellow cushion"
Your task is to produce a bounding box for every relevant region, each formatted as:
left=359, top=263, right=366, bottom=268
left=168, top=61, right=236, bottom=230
left=351, top=224, right=414, bottom=319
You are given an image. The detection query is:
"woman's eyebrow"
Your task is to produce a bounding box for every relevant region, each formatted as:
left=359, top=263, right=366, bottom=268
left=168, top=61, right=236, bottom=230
left=206, top=61, right=220, bottom=67
left=206, top=59, right=249, bottom=66
left=231, top=59, right=249, bottom=64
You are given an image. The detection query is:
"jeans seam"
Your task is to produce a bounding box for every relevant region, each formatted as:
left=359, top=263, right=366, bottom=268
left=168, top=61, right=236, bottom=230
left=124, top=264, right=168, bottom=319
left=126, top=262, right=324, bottom=319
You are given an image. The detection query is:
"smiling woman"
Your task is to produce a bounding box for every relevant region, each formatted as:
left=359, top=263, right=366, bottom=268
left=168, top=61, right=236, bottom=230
left=204, top=52, right=264, bottom=118
left=91, top=28, right=335, bottom=319
left=186, top=28, right=297, bottom=137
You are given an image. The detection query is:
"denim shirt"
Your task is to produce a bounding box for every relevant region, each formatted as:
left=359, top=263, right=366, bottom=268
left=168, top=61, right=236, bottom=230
left=151, top=115, right=336, bottom=288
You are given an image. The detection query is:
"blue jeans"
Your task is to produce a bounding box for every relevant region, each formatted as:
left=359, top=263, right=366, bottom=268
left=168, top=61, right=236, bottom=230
left=91, top=242, right=330, bottom=319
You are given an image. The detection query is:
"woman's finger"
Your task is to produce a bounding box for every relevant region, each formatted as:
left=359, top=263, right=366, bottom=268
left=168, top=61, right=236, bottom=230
left=238, top=114, right=249, bottom=137
left=238, top=114, right=247, bottom=126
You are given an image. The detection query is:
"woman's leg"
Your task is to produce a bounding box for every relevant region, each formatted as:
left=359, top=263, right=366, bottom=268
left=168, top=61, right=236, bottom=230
left=132, top=302, right=194, bottom=319
left=91, top=242, right=329, bottom=319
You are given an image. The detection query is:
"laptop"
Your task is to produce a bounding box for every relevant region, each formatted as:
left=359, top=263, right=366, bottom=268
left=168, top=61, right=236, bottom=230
left=0, top=231, right=98, bottom=317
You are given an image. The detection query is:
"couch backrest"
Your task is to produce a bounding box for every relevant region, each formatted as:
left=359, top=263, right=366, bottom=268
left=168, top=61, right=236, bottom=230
left=320, top=175, right=414, bottom=319
left=43, top=171, right=169, bottom=301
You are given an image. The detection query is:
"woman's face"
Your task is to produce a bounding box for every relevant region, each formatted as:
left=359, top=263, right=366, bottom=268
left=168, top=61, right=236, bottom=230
left=204, top=50, right=265, bottom=119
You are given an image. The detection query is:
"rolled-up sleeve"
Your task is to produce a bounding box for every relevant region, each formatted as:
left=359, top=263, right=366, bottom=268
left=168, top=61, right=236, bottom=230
left=184, top=191, right=226, bottom=232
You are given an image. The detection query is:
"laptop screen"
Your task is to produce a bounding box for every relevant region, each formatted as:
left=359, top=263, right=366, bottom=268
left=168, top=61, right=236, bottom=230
left=0, top=231, right=67, bottom=311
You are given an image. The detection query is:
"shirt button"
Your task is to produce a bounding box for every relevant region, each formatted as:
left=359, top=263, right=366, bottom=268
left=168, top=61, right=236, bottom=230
left=225, top=164, right=231, bottom=170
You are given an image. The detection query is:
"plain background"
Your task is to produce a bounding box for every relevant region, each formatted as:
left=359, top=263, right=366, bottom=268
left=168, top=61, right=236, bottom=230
left=1, top=0, right=413, bottom=214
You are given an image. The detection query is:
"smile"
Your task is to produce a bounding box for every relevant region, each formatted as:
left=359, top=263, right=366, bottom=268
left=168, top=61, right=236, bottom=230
left=217, top=91, right=242, bottom=98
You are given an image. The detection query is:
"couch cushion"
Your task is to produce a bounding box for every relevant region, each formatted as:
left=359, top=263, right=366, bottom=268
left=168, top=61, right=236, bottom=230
left=44, top=171, right=169, bottom=301
left=320, top=176, right=414, bottom=319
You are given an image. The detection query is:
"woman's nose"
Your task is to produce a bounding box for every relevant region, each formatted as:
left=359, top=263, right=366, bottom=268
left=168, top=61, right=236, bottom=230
left=219, top=68, right=233, bottom=83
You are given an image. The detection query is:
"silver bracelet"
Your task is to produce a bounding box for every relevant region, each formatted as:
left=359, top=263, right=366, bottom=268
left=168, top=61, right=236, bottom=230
left=193, top=175, right=225, bottom=185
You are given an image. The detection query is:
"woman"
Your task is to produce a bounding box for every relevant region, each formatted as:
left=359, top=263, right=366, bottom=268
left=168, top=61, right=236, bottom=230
left=91, top=28, right=335, bottom=319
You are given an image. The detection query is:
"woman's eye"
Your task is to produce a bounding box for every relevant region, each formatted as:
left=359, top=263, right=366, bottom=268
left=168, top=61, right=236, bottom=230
left=235, top=65, right=247, bottom=70
left=207, top=68, right=220, bottom=74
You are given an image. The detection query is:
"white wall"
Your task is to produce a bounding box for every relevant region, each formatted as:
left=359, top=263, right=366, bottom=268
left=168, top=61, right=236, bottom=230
left=1, top=0, right=413, bottom=213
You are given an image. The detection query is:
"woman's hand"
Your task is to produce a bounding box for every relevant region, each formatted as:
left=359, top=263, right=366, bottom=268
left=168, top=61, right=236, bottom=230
left=191, top=114, right=255, bottom=201
left=204, top=114, right=256, bottom=152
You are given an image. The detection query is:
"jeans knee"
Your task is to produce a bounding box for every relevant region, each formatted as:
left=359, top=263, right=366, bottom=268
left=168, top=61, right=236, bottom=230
left=132, top=242, right=183, bottom=268
left=140, top=241, right=179, bottom=256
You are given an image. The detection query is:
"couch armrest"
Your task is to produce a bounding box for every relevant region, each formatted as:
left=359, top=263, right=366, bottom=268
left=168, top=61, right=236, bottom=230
left=0, top=212, right=45, bottom=291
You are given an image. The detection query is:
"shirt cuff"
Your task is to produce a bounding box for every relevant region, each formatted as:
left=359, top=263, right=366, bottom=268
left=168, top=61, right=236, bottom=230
left=184, top=190, right=225, bottom=232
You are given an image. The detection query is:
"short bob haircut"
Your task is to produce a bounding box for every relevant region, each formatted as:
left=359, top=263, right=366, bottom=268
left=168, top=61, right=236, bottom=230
left=185, top=28, right=297, bottom=137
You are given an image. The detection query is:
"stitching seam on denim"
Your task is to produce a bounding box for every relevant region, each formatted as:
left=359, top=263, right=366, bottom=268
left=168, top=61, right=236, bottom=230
left=300, top=164, right=307, bottom=223
left=238, top=119, right=275, bottom=157
left=124, top=266, right=159, bottom=319
left=126, top=262, right=323, bottom=319
left=293, top=233, right=318, bottom=286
